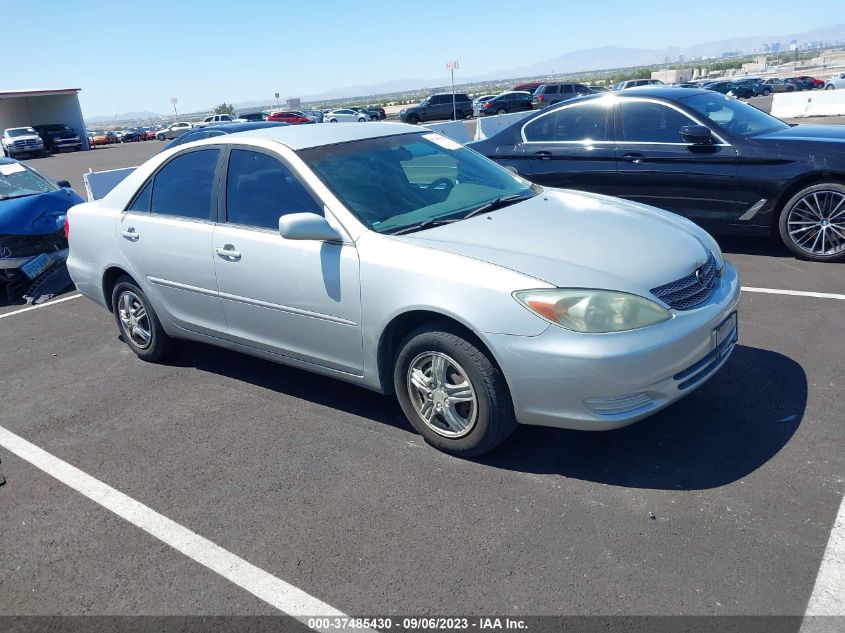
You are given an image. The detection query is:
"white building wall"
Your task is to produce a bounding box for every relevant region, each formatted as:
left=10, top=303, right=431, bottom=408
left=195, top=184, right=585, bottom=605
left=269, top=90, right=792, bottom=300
left=0, top=93, right=90, bottom=150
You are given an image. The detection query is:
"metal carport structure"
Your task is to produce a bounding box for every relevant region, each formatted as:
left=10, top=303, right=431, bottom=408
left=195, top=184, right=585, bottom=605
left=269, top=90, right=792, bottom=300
left=0, top=88, right=89, bottom=151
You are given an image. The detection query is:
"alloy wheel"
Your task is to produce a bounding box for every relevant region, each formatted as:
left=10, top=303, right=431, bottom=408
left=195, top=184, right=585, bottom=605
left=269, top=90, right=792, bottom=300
left=786, top=190, right=845, bottom=257
left=117, top=291, right=152, bottom=349
left=406, top=352, right=478, bottom=438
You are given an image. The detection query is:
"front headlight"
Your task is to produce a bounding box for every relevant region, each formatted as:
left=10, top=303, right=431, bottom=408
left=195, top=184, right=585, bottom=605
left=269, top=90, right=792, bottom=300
left=514, top=289, right=672, bottom=333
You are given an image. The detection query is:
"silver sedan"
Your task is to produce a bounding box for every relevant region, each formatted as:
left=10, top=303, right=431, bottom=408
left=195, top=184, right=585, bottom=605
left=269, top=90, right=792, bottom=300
left=66, top=123, right=740, bottom=456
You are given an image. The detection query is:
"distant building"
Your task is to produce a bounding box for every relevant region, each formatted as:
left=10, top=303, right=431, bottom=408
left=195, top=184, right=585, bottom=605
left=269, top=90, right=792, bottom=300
left=651, top=68, right=693, bottom=84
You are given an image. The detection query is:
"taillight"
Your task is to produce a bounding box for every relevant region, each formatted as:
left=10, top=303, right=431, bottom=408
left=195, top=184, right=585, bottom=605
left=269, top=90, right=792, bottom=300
left=537, top=95, right=544, bottom=101
left=484, top=102, right=493, bottom=108
left=64, top=216, right=70, bottom=241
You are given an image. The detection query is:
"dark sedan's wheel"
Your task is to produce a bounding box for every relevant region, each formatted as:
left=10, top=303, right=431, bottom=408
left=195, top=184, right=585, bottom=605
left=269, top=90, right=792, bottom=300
left=394, top=325, right=516, bottom=457
left=779, top=183, right=845, bottom=262
left=405, top=113, right=420, bottom=125
left=762, top=88, right=771, bottom=96
left=111, top=276, right=174, bottom=362
left=496, top=108, right=506, bottom=115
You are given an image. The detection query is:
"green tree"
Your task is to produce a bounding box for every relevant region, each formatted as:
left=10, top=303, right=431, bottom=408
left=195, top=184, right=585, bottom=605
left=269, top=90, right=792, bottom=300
left=214, top=102, right=235, bottom=115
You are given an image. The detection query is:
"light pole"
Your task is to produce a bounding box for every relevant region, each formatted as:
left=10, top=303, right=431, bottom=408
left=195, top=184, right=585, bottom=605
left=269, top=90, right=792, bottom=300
left=170, top=97, right=178, bottom=119
left=275, top=92, right=280, bottom=109
left=446, top=60, right=459, bottom=120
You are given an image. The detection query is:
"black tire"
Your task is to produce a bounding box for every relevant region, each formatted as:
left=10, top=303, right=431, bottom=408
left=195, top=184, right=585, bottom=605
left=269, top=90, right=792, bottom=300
left=762, top=88, right=771, bottom=96
left=393, top=325, right=516, bottom=457
left=405, top=113, right=420, bottom=125
left=826, top=85, right=835, bottom=90
left=111, top=276, right=174, bottom=362
left=778, top=182, right=845, bottom=262
left=496, top=108, right=506, bottom=115
left=156, top=133, right=165, bottom=141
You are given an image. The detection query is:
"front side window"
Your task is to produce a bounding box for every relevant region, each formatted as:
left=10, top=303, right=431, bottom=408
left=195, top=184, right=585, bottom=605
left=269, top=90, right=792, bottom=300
left=682, top=92, right=789, bottom=137
left=300, top=132, right=535, bottom=235
left=619, top=101, right=695, bottom=143
left=225, top=149, right=322, bottom=230
left=523, top=102, right=611, bottom=142
left=150, top=149, right=219, bottom=220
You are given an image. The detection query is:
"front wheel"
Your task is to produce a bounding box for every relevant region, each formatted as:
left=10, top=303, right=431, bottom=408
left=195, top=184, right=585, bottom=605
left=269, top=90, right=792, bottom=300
left=156, top=133, right=165, bottom=141
left=778, top=183, right=845, bottom=262
left=405, top=113, right=420, bottom=125
left=826, top=85, right=835, bottom=90
left=762, top=88, right=771, bottom=96
left=358, top=117, right=367, bottom=122
left=111, top=276, right=174, bottom=362
left=394, top=325, right=516, bottom=457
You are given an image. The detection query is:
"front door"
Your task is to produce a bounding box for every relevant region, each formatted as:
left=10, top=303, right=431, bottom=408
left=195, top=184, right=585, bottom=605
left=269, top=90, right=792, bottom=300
left=116, top=148, right=227, bottom=334
left=612, top=98, right=740, bottom=222
left=212, top=148, right=363, bottom=374
left=516, top=99, right=617, bottom=193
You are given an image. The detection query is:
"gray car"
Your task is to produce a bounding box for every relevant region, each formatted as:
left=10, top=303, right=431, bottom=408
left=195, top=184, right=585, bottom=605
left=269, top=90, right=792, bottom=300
left=66, top=123, right=740, bottom=456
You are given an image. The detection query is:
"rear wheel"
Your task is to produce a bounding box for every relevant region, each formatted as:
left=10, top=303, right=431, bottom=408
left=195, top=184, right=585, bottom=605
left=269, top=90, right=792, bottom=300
left=111, top=276, right=174, bottom=362
left=393, top=325, right=516, bottom=457
left=156, top=133, right=165, bottom=141
left=778, top=183, right=845, bottom=262
left=496, top=108, right=506, bottom=115
left=762, top=88, right=771, bottom=96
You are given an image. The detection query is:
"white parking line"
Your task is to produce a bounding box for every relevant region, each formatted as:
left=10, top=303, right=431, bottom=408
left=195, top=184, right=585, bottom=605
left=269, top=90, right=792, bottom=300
left=0, top=425, right=359, bottom=631
left=742, top=287, right=845, bottom=300
left=802, top=494, right=845, bottom=626
left=0, top=293, right=81, bottom=320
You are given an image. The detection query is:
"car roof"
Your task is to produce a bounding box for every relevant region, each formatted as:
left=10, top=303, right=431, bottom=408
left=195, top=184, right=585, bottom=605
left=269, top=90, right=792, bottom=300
left=227, top=121, right=421, bottom=150
left=201, top=121, right=287, bottom=132
left=611, top=86, right=712, bottom=99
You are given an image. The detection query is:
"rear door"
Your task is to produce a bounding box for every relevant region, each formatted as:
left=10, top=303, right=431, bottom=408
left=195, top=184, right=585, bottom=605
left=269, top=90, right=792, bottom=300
left=212, top=147, right=363, bottom=373
left=116, top=148, right=227, bottom=334
left=516, top=99, right=617, bottom=192
left=612, top=98, right=740, bottom=222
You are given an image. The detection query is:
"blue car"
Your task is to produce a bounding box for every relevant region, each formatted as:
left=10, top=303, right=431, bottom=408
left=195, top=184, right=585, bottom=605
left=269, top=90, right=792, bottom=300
left=0, top=157, right=84, bottom=299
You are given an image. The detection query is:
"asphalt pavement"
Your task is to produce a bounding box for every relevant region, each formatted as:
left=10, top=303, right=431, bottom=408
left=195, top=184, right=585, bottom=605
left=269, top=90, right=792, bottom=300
left=1, top=124, right=843, bottom=628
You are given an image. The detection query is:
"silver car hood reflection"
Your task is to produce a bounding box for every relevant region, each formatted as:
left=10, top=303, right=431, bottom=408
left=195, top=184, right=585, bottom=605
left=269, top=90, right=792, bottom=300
left=396, top=189, right=712, bottom=293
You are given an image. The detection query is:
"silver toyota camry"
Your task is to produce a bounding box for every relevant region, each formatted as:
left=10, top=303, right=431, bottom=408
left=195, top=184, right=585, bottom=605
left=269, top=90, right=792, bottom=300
left=67, top=123, right=740, bottom=456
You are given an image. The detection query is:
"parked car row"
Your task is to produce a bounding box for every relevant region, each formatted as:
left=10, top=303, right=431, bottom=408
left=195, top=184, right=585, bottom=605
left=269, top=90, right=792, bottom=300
left=2, top=125, right=83, bottom=158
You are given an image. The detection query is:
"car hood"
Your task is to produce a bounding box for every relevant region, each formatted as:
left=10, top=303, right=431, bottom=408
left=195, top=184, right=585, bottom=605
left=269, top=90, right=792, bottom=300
left=0, top=189, right=83, bottom=235
left=397, top=189, right=714, bottom=293
left=44, top=129, right=78, bottom=139
left=4, top=134, right=41, bottom=142
left=754, top=124, right=845, bottom=144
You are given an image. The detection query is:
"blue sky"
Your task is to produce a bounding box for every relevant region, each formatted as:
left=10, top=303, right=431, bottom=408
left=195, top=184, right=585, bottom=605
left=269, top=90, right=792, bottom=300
left=6, top=0, right=841, bottom=116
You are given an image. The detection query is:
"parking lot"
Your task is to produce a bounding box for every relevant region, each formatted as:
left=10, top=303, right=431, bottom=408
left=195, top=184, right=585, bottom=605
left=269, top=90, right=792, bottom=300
left=1, top=134, right=844, bottom=630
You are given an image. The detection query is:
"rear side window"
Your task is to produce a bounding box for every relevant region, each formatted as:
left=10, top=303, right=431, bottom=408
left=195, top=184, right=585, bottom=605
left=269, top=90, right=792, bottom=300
left=562, top=85, right=574, bottom=94
left=225, top=149, right=322, bottom=230
left=524, top=103, right=610, bottom=142
left=544, top=85, right=560, bottom=95
left=150, top=149, right=219, bottom=220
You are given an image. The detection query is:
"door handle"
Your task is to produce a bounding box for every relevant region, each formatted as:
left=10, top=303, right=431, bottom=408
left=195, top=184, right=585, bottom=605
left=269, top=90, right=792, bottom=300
left=534, top=151, right=552, bottom=160
left=215, top=245, right=241, bottom=261
left=622, top=152, right=646, bottom=164
left=121, top=228, right=139, bottom=241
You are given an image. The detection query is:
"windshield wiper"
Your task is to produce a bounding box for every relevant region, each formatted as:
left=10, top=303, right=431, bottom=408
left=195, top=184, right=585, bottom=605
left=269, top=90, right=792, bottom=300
left=387, top=216, right=463, bottom=236
left=462, top=193, right=534, bottom=220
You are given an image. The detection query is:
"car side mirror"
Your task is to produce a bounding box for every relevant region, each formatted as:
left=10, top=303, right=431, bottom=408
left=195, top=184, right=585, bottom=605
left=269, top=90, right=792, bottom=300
left=56, top=180, right=71, bottom=188
left=279, top=212, right=342, bottom=242
left=680, top=125, right=714, bottom=145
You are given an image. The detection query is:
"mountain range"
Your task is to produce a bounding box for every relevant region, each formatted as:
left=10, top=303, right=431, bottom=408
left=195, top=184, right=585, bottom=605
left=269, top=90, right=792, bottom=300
left=88, top=24, right=845, bottom=121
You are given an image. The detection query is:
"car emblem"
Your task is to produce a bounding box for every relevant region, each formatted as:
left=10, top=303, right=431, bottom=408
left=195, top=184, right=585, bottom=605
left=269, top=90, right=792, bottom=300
left=695, top=267, right=706, bottom=286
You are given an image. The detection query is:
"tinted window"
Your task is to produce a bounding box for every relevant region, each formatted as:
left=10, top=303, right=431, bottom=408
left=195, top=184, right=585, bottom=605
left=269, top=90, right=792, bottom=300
left=619, top=101, right=695, bottom=143
left=150, top=149, right=219, bottom=219
left=172, top=130, right=213, bottom=146
left=524, top=103, right=610, bottom=142
left=225, top=149, right=322, bottom=230
left=562, top=85, right=574, bottom=93
left=544, top=85, right=559, bottom=94
left=128, top=181, right=153, bottom=212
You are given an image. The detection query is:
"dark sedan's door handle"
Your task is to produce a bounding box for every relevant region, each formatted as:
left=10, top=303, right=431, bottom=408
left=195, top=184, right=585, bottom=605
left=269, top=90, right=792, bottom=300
left=534, top=151, right=552, bottom=160
left=622, top=152, right=645, bottom=164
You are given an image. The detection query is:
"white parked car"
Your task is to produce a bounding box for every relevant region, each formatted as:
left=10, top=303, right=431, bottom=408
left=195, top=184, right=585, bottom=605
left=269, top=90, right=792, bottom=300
left=156, top=122, right=193, bottom=141
left=325, top=109, right=368, bottom=123
left=824, top=72, right=845, bottom=90
left=196, top=114, right=236, bottom=128
left=2, top=127, right=47, bottom=158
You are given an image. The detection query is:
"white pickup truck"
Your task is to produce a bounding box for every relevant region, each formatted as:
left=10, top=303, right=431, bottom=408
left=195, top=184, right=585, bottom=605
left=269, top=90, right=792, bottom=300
left=825, top=72, right=845, bottom=90
left=194, top=114, right=235, bottom=128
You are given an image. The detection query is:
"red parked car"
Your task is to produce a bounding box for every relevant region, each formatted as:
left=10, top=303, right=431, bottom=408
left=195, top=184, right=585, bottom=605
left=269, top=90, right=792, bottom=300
left=267, top=111, right=311, bottom=124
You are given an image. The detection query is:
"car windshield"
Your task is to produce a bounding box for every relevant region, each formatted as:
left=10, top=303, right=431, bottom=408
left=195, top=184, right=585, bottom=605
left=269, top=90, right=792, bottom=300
left=0, top=162, right=57, bottom=200
left=6, top=128, right=36, bottom=137
left=299, top=132, right=536, bottom=235
left=683, top=92, right=789, bottom=136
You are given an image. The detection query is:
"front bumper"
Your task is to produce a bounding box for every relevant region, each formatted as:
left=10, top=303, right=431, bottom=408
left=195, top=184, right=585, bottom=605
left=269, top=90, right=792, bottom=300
left=482, top=263, right=741, bottom=431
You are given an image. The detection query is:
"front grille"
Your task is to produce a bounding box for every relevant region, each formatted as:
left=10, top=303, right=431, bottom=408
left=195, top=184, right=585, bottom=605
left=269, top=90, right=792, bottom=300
left=0, top=230, right=67, bottom=258
left=12, top=138, right=39, bottom=147
left=650, top=253, right=718, bottom=310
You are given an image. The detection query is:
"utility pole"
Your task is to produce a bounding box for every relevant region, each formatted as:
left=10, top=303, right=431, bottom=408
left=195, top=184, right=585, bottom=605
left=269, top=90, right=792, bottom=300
left=446, top=60, right=459, bottom=120
left=275, top=92, right=280, bottom=109
left=170, top=97, right=178, bottom=120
